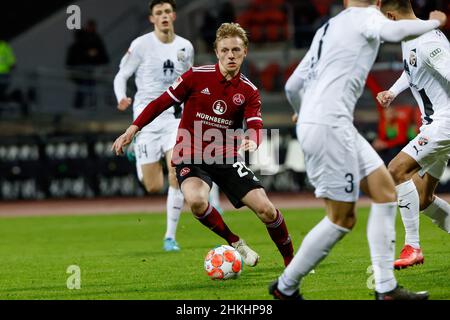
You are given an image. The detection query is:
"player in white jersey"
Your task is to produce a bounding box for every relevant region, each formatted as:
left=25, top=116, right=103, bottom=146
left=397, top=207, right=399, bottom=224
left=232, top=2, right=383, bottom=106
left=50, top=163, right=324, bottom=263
left=113, top=0, right=224, bottom=252
left=269, top=0, right=446, bottom=300
left=376, top=0, right=450, bottom=270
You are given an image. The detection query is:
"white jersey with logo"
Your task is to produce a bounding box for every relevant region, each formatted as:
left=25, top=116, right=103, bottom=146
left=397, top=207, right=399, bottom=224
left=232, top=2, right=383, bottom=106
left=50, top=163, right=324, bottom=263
left=115, top=32, right=194, bottom=131
left=297, top=6, right=388, bottom=126
left=401, top=29, right=450, bottom=126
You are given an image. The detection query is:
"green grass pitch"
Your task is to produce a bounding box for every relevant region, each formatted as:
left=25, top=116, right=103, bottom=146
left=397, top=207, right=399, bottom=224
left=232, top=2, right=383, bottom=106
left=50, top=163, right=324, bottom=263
left=0, top=207, right=448, bottom=300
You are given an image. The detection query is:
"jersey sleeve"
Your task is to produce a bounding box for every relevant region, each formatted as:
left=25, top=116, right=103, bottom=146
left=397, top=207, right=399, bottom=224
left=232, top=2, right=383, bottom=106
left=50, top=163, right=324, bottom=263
left=361, top=9, right=386, bottom=40
left=379, top=19, right=440, bottom=43
left=187, top=42, right=195, bottom=68
left=244, top=90, right=263, bottom=146
left=389, top=71, right=410, bottom=97
left=113, top=39, right=143, bottom=102
left=133, top=68, right=194, bottom=130
left=284, top=49, right=312, bottom=113
left=420, top=40, right=450, bottom=82
left=166, top=68, right=194, bottom=104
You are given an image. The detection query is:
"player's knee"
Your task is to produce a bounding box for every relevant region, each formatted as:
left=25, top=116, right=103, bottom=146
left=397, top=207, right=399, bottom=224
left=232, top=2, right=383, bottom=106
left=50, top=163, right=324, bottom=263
left=330, top=210, right=357, bottom=230
left=387, top=162, right=404, bottom=184
left=143, top=182, right=163, bottom=193
left=419, top=194, right=434, bottom=211
left=187, top=196, right=209, bottom=216
left=254, top=202, right=277, bottom=223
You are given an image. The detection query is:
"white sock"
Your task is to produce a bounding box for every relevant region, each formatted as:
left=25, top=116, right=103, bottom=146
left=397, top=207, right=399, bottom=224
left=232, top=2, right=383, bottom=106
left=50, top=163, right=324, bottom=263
left=367, top=202, right=398, bottom=293
left=396, top=180, right=420, bottom=248
left=422, top=196, right=450, bottom=233
left=278, top=216, right=349, bottom=295
left=209, top=183, right=221, bottom=209
left=164, top=187, right=184, bottom=240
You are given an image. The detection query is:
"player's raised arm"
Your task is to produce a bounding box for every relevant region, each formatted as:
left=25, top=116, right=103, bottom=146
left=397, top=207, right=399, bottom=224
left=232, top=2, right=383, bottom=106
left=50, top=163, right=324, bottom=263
left=377, top=71, right=410, bottom=108
left=378, top=11, right=446, bottom=42
left=113, top=42, right=142, bottom=111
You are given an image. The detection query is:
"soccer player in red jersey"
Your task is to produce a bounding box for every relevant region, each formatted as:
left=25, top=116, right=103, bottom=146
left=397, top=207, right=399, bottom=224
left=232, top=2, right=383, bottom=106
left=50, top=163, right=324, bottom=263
left=112, top=23, right=294, bottom=267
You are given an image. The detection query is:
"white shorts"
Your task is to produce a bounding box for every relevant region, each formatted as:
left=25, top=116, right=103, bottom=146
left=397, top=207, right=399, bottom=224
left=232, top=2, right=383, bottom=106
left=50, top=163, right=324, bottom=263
left=402, top=122, right=450, bottom=179
left=135, top=119, right=180, bottom=181
left=297, top=124, right=384, bottom=202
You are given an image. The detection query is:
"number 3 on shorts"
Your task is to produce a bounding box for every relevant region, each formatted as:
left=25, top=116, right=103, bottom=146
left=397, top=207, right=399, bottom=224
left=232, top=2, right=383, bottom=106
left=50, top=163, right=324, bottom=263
left=345, top=173, right=354, bottom=193
left=233, top=162, right=252, bottom=178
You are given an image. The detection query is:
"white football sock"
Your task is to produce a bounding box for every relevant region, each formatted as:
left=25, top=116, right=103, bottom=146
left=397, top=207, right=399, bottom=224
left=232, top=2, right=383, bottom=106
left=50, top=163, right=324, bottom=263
left=422, top=196, right=450, bottom=233
left=209, top=183, right=221, bottom=210
left=164, top=186, right=184, bottom=240
left=278, top=216, right=349, bottom=295
left=396, top=180, right=420, bottom=248
left=367, top=202, right=398, bottom=294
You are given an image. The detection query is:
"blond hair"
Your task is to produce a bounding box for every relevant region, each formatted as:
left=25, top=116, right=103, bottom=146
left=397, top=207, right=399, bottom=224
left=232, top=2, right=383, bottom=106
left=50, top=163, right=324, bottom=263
left=214, top=23, right=249, bottom=49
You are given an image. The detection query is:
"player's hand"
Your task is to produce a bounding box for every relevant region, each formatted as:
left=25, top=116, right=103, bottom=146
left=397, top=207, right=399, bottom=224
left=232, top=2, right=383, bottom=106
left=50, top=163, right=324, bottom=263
left=291, top=113, right=298, bottom=123
left=429, top=10, right=447, bottom=28
left=111, top=125, right=139, bottom=156
left=240, top=138, right=258, bottom=152
left=117, top=97, right=132, bottom=111
left=376, top=90, right=396, bottom=108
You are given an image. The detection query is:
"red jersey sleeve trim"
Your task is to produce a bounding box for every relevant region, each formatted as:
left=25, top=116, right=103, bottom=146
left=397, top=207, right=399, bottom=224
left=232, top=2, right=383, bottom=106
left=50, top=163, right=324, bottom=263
left=246, top=117, right=263, bottom=123
left=166, top=89, right=181, bottom=103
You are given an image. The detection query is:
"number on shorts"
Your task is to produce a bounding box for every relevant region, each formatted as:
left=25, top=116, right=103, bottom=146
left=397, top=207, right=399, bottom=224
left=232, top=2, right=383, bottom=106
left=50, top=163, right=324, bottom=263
left=137, top=144, right=148, bottom=159
left=345, top=173, right=354, bottom=193
left=233, top=162, right=252, bottom=178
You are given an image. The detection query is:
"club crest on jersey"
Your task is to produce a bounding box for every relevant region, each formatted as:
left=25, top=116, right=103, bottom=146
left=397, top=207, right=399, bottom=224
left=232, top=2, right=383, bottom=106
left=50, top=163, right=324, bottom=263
left=418, top=136, right=429, bottom=146
left=177, top=48, right=186, bottom=62
left=232, top=93, right=245, bottom=106
left=171, top=76, right=183, bottom=90
left=409, top=49, right=417, bottom=67
left=212, top=100, right=227, bottom=115
left=180, top=167, right=191, bottom=177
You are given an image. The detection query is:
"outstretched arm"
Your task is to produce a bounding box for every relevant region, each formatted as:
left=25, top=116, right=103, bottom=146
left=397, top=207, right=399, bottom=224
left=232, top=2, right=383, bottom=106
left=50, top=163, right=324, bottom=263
left=379, top=11, right=446, bottom=42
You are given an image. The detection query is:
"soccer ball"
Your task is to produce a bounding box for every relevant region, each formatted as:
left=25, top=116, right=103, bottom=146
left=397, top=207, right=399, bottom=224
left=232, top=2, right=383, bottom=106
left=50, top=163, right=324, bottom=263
left=204, top=245, right=243, bottom=280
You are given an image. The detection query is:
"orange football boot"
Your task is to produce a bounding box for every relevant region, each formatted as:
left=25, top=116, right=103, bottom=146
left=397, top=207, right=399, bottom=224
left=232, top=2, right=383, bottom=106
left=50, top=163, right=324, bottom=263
left=394, top=245, right=424, bottom=270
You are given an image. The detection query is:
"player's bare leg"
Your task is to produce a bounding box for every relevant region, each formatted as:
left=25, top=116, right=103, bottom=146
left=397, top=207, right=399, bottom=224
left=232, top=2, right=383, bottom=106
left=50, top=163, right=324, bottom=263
left=273, top=199, right=352, bottom=299
left=415, top=173, right=450, bottom=233
left=181, top=177, right=256, bottom=263
left=163, top=149, right=184, bottom=251
left=389, top=152, right=427, bottom=268
left=141, top=162, right=164, bottom=193
left=361, top=165, right=428, bottom=300
left=242, top=188, right=294, bottom=266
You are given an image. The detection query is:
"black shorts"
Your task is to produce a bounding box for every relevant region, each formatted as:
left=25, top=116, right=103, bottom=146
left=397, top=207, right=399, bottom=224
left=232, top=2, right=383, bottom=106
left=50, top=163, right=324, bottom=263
left=175, top=161, right=264, bottom=208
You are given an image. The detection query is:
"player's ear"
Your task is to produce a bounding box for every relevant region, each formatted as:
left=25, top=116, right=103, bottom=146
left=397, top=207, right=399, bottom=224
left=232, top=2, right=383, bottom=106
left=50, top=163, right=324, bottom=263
left=172, top=11, right=177, bottom=22
left=149, top=15, right=155, bottom=25
left=386, top=11, right=397, bottom=21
